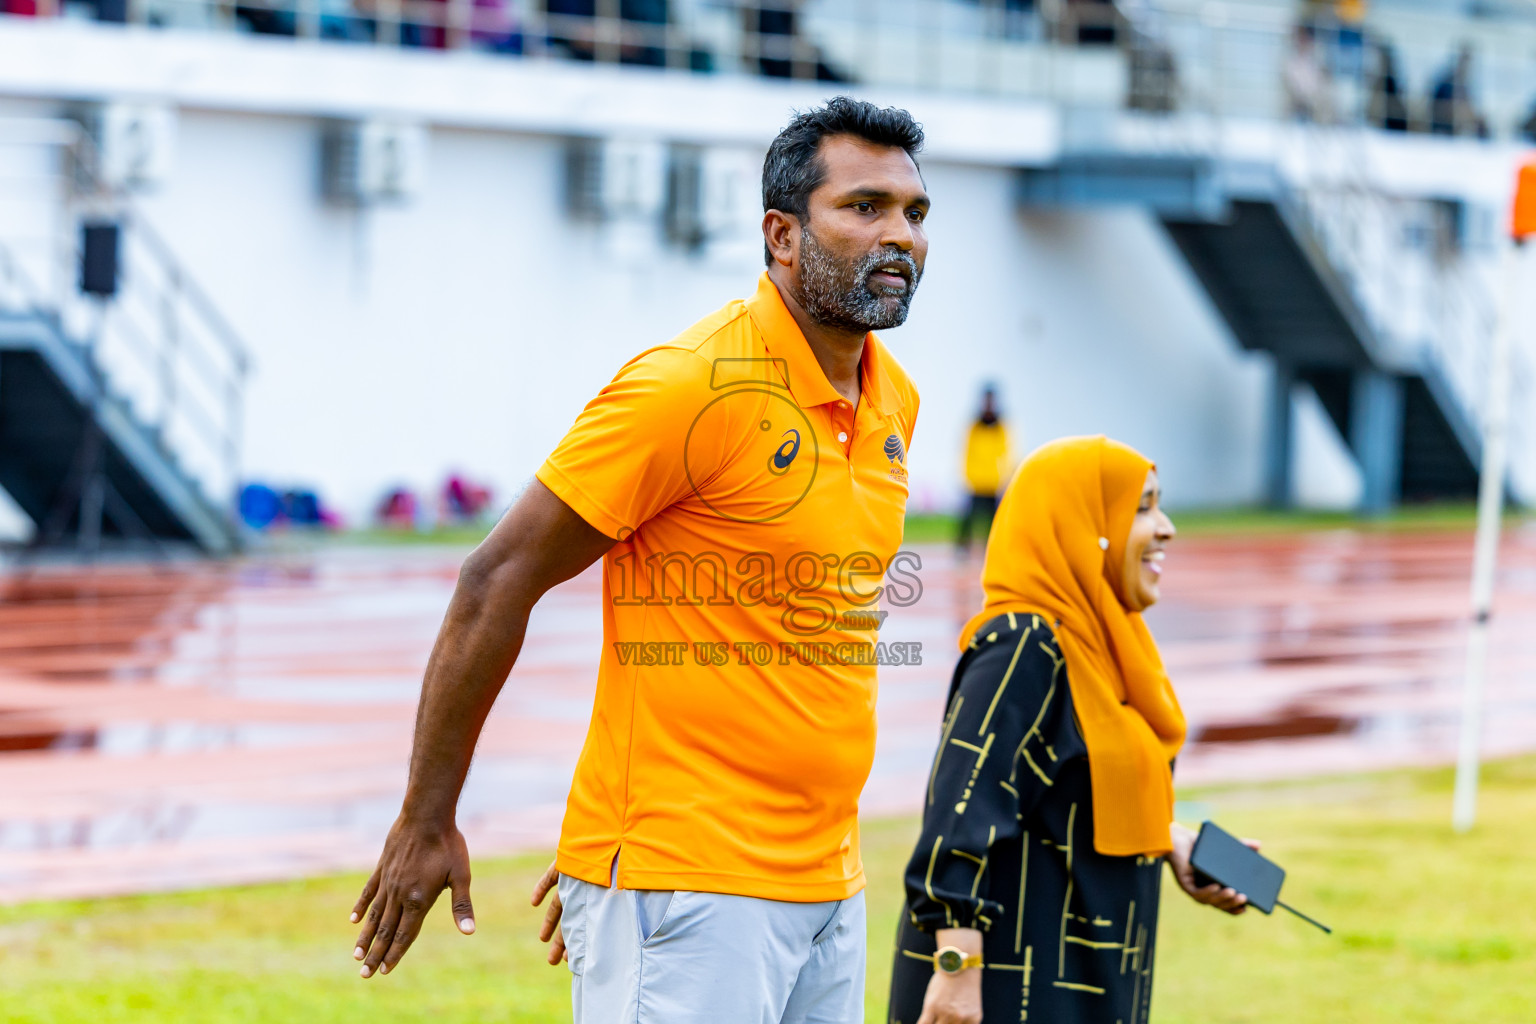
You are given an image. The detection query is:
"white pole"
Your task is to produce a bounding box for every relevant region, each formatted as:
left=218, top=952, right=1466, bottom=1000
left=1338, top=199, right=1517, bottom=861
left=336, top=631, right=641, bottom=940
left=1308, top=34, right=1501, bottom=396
left=1452, top=237, right=1520, bottom=833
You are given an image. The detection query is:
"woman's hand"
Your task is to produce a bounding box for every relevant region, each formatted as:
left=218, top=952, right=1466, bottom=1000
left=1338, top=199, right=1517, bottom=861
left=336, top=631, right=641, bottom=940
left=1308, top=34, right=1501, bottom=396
left=530, top=859, right=568, bottom=964
left=1168, top=822, right=1254, bottom=914
left=917, top=971, right=983, bottom=1024
left=916, top=927, right=984, bottom=1024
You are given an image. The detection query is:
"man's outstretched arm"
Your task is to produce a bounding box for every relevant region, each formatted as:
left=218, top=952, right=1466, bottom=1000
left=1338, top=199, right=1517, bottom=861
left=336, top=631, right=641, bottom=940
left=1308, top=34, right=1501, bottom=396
left=350, top=479, right=615, bottom=978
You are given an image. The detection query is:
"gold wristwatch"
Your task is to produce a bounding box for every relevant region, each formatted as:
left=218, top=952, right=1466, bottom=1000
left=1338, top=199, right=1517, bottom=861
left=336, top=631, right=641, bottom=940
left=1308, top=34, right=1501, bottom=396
left=933, top=946, right=984, bottom=975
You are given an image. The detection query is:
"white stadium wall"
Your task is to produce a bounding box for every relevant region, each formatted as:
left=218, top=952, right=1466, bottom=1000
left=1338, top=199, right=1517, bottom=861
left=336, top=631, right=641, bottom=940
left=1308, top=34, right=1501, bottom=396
left=127, top=115, right=1283, bottom=518
left=0, top=19, right=1366, bottom=526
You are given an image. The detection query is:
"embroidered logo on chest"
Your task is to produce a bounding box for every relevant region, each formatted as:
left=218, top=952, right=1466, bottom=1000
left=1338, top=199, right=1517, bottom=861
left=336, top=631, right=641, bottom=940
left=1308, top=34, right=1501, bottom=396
left=884, top=433, right=909, bottom=483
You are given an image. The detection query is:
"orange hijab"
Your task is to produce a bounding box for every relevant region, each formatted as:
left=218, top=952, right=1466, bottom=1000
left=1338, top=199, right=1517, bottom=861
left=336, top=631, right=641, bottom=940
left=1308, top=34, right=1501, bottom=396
left=958, top=436, right=1186, bottom=857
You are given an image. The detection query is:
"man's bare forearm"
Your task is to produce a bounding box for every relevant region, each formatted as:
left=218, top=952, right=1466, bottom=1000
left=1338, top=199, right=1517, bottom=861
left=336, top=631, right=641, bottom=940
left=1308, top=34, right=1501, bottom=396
left=398, top=554, right=537, bottom=828
left=391, top=481, right=617, bottom=831
left=351, top=481, right=614, bottom=977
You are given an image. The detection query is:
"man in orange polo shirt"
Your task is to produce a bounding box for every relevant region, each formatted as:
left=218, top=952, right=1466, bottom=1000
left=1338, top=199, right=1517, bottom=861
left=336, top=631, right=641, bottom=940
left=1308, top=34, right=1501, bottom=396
left=350, top=97, right=930, bottom=1023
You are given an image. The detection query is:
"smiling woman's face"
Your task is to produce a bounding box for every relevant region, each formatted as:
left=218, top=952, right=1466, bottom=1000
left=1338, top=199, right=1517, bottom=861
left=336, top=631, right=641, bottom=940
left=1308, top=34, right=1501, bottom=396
left=1120, top=469, right=1176, bottom=612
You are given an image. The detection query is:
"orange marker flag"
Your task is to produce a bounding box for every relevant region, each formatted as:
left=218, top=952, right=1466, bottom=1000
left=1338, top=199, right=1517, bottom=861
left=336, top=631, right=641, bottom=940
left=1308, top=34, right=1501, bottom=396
left=1511, top=162, right=1536, bottom=241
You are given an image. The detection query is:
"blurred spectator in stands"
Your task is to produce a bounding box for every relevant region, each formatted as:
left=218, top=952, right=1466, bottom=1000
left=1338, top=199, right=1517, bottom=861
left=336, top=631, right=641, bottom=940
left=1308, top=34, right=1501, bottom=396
left=321, top=0, right=377, bottom=42
left=1368, top=42, right=1409, bottom=131
left=235, top=0, right=296, bottom=35
left=440, top=473, right=493, bottom=524
left=1283, top=24, right=1333, bottom=123
left=402, top=0, right=448, bottom=47
left=0, top=0, right=40, bottom=15
left=544, top=0, right=674, bottom=66
left=1330, top=0, right=1367, bottom=79
left=957, top=386, right=1012, bottom=556
left=470, top=0, right=523, bottom=53
left=1429, top=45, right=1488, bottom=138
left=546, top=0, right=597, bottom=60
left=1068, top=0, right=1117, bottom=46
left=619, top=0, right=667, bottom=66
left=1333, top=0, right=1367, bottom=24
left=743, top=1, right=846, bottom=80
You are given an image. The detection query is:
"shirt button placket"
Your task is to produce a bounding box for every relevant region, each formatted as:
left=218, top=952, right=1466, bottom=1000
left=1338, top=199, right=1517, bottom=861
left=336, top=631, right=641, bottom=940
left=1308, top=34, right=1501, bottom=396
left=838, top=402, right=855, bottom=461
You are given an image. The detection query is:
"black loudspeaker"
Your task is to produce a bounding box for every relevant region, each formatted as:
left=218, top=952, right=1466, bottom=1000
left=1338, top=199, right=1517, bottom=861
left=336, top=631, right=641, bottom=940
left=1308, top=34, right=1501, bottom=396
left=80, top=222, right=121, bottom=298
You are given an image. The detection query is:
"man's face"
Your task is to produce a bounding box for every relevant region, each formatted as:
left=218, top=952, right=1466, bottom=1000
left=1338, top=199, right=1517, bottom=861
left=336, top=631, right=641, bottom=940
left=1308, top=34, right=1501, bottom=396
left=788, top=135, right=930, bottom=333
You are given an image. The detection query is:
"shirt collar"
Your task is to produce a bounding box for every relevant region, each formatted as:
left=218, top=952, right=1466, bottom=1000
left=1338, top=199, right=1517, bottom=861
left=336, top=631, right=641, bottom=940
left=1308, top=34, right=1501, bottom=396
left=744, top=272, right=901, bottom=417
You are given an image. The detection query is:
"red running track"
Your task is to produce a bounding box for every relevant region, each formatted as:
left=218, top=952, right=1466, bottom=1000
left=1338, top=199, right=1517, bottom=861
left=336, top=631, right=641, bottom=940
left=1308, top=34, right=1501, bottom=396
left=2, top=528, right=1534, bottom=902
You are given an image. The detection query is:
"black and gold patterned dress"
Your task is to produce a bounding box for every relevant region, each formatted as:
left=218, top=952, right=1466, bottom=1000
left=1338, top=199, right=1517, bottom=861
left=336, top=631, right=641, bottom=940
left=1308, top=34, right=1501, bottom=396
left=888, top=612, right=1165, bottom=1024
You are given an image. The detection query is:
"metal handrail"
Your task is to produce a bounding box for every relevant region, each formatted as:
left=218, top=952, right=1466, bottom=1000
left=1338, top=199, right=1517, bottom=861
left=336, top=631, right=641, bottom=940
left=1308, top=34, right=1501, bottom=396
left=1107, top=2, right=1533, bottom=488
left=0, top=117, right=251, bottom=509
left=127, top=214, right=251, bottom=378
left=8, top=0, right=1536, bottom=138
left=0, top=239, right=53, bottom=320
left=1281, top=125, right=1533, bottom=478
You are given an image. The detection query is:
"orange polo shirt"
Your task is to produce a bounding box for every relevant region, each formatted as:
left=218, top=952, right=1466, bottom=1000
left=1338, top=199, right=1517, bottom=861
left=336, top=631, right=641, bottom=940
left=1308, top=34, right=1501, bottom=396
left=537, top=273, right=920, bottom=902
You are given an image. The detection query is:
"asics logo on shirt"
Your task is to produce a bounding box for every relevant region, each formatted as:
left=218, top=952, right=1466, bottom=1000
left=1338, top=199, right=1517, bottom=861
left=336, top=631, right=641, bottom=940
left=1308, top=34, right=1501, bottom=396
left=773, top=429, right=802, bottom=472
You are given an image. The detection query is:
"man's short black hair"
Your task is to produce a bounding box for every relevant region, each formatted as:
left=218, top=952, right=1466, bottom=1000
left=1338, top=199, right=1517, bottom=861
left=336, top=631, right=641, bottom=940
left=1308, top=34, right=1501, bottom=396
left=762, top=97, right=925, bottom=223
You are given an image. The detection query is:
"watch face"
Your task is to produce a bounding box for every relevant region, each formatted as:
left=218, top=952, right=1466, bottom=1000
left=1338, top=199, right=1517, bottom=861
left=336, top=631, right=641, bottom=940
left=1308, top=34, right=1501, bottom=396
left=937, top=948, right=964, bottom=973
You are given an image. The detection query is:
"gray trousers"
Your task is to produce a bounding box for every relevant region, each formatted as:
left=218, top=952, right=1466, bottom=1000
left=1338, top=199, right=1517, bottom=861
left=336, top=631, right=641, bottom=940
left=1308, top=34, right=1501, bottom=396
left=557, top=868, right=866, bottom=1024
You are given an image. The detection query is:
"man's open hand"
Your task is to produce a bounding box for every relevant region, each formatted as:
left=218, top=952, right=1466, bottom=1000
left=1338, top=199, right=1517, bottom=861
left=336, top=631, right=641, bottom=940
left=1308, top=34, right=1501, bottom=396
left=343, top=484, right=613, bottom=981
left=351, top=817, right=476, bottom=978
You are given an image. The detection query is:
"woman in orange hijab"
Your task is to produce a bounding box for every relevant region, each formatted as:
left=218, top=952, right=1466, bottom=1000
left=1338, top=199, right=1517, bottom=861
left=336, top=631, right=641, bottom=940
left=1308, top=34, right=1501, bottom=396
left=887, top=436, right=1253, bottom=1024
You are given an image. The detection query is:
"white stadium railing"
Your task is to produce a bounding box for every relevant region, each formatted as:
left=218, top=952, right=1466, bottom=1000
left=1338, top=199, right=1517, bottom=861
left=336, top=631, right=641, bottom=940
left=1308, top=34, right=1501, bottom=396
left=0, top=118, right=251, bottom=511
left=3, top=0, right=1536, bottom=140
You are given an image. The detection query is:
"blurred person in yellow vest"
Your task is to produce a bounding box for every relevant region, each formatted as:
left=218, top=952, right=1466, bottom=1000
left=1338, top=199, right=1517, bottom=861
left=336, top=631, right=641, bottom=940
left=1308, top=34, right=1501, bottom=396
left=957, top=385, right=1011, bottom=554
left=1334, top=0, right=1366, bottom=27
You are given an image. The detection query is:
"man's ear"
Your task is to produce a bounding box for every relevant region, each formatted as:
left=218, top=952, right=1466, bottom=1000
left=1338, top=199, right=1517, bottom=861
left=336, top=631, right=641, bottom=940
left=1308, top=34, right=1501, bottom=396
left=762, top=210, right=799, bottom=268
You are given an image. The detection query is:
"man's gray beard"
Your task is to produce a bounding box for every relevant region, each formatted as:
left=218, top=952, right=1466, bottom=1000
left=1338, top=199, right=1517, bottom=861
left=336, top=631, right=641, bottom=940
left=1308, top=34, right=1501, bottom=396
left=795, top=227, right=921, bottom=332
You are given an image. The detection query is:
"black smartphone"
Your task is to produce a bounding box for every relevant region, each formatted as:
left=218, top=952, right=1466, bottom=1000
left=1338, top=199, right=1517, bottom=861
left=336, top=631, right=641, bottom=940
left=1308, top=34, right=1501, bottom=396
left=1189, top=821, right=1284, bottom=914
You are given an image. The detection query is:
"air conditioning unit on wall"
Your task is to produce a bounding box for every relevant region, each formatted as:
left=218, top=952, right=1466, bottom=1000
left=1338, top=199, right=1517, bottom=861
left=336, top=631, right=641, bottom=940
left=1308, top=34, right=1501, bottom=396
left=77, top=102, right=178, bottom=192
left=666, top=145, right=761, bottom=259
left=566, top=137, right=667, bottom=222
left=321, top=120, right=429, bottom=206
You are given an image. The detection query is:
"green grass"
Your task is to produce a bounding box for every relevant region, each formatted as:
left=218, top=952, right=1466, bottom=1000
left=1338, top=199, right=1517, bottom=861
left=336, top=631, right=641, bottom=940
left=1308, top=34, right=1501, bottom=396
left=1153, top=757, right=1536, bottom=1024
left=932, top=501, right=1526, bottom=542
left=1159, top=501, right=1514, bottom=536
left=898, top=512, right=957, bottom=544
left=321, top=502, right=1524, bottom=552
left=336, top=515, right=961, bottom=550
left=7, top=757, right=1534, bottom=1023
left=909, top=501, right=1535, bottom=544
left=339, top=525, right=498, bottom=548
